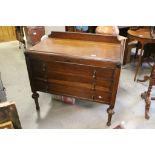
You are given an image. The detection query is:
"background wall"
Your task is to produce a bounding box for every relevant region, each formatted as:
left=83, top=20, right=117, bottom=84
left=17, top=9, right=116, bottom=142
left=45, top=26, right=65, bottom=35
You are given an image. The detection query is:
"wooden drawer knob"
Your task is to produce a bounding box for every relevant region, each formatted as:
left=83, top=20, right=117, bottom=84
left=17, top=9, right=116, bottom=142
left=92, top=70, right=96, bottom=79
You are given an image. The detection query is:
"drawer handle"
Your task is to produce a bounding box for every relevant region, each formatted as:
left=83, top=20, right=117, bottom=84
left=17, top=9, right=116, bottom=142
left=92, top=70, right=96, bottom=79
left=42, top=63, right=46, bottom=71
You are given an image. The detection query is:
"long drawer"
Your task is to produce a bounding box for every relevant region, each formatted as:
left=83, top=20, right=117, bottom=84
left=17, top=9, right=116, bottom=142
left=33, top=79, right=112, bottom=104
left=30, top=60, right=114, bottom=91
left=31, top=60, right=114, bottom=78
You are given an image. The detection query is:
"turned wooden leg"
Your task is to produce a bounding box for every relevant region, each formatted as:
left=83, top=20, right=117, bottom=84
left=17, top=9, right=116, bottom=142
left=141, top=82, right=152, bottom=119
left=32, top=92, right=40, bottom=111
left=145, top=97, right=151, bottom=119
left=106, top=106, right=115, bottom=126
left=145, top=81, right=153, bottom=119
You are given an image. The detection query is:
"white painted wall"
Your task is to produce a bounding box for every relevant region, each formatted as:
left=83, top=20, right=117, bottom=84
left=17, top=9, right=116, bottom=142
left=45, top=26, right=65, bottom=35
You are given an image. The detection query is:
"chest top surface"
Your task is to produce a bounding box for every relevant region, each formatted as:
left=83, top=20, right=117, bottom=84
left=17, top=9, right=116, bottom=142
left=28, top=31, right=123, bottom=63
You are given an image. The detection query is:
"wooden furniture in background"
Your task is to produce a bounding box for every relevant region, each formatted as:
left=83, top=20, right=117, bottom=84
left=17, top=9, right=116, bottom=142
left=0, top=26, right=16, bottom=42
left=0, top=101, right=22, bottom=129
left=124, top=28, right=155, bottom=81
left=25, top=31, right=123, bottom=126
left=141, top=63, right=155, bottom=119
left=24, top=26, right=45, bottom=46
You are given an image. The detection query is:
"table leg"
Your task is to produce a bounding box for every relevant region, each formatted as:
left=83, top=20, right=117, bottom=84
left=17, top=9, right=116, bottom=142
left=134, top=44, right=144, bottom=81
left=106, top=106, right=115, bottom=126
left=141, top=77, right=154, bottom=119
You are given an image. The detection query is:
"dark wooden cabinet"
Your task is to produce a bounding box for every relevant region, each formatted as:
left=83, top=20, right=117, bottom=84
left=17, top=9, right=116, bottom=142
left=24, top=26, right=45, bottom=46
left=25, top=31, right=123, bottom=126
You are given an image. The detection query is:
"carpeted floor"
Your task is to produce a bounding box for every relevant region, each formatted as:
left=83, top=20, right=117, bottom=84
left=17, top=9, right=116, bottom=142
left=0, top=41, right=155, bottom=128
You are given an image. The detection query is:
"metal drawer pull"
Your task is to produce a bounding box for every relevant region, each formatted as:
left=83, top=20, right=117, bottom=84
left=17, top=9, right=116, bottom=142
left=92, top=70, right=96, bottom=79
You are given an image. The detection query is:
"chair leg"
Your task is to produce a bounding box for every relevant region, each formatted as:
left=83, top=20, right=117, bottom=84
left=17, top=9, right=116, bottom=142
left=19, top=42, right=21, bottom=49
left=134, top=44, right=144, bottom=81
left=134, top=47, right=139, bottom=59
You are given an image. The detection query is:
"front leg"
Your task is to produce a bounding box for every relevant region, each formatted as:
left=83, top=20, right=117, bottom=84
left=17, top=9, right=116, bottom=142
left=106, top=106, right=115, bottom=126
left=32, top=92, right=40, bottom=111
left=141, top=91, right=151, bottom=119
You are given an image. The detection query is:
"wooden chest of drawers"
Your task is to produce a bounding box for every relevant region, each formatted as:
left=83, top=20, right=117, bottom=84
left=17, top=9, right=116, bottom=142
left=25, top=31, right=123, bottom=126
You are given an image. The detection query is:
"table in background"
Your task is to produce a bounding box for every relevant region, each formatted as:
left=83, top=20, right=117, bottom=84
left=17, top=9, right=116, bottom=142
left=123, top=28, right=155, bottom=81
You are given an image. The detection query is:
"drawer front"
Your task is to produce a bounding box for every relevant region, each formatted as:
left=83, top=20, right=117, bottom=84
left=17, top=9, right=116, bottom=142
left=95, top=68, right=114, bottom=80
left=48, top=82, right=93, bottom=100
left=47, top=71, right=92, bottom=84
left=47, top=61, right=114, bottom=80
left=47, top=61, right=94, bottom=77
left=32, top=79, right=111, bottom=104
left=94, top=90, right=111, bottom=103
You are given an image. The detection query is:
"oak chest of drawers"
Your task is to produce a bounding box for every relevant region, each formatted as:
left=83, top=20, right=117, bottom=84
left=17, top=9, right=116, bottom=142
left=25, top=31, right=123, bottom=126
